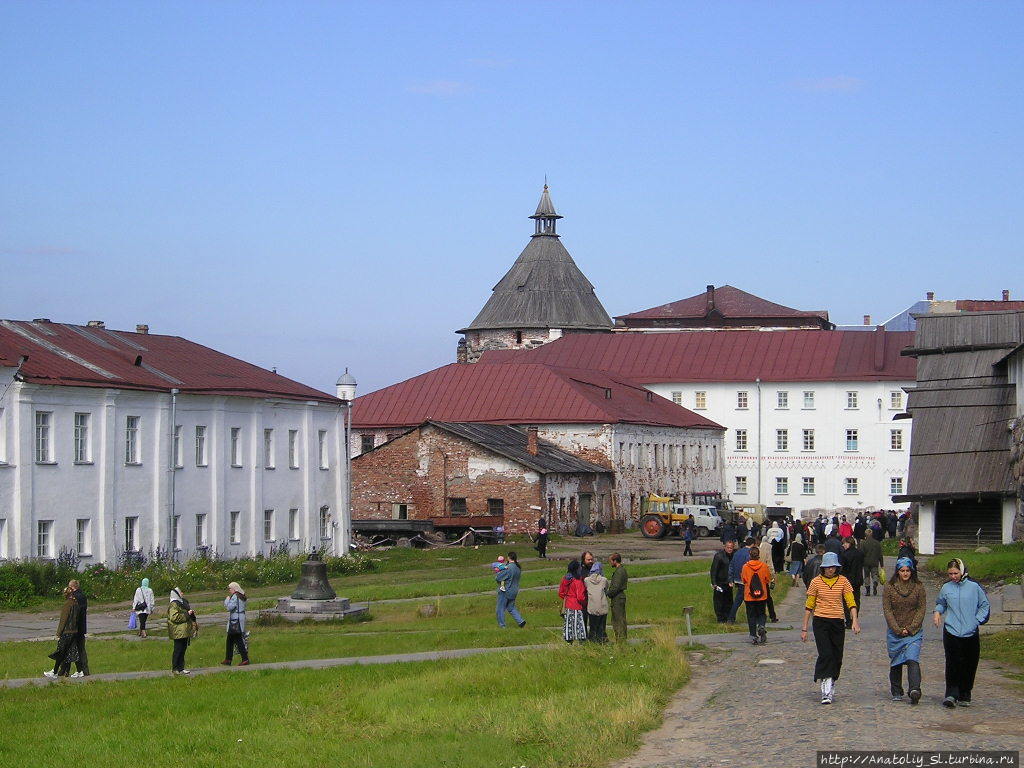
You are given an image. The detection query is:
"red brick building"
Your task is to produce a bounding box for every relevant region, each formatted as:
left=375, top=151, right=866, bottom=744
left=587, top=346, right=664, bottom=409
left=351, top=421, right=613, bottom=533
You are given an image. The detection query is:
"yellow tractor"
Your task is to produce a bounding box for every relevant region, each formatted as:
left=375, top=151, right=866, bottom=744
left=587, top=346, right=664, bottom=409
left=638, top=494, right=684, bottom=539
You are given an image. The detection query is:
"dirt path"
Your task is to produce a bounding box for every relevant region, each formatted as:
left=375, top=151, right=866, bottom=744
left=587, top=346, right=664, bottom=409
left=616, top=574, right=1024, bottom=768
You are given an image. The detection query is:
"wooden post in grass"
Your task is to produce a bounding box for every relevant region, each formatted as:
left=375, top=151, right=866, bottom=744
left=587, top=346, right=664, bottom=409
left=681, top=605, right=694, bottom=644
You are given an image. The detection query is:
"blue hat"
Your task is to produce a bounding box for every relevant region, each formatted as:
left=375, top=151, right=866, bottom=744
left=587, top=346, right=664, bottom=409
left=820, top=552, right=841, bottom=569
left=895, top=557, right=915, bottom=570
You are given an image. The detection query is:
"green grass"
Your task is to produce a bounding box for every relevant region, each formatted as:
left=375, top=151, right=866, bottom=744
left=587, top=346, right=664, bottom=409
left=981, top=628, right=1024, bottom=670
left=1, top=561, right=755, bottom=679
left=0, top=634, right=690, bottom=768
left=921, top=542, right=1024, bottom=582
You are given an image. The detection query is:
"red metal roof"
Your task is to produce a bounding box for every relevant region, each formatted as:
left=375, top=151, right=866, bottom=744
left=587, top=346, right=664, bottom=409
left=0, top=320, right=338, bottom=403
left=352, top=362, right=724, bottom=430
left=616, top=285, right=830, bottom=323
left=955, top=300, right=1024, bottom=312
left=478, top=328, right=917, bottom=383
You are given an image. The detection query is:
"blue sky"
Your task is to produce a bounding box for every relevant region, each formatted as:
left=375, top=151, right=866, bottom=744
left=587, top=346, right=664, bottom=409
left=3, top=2, right=1022, bottom=394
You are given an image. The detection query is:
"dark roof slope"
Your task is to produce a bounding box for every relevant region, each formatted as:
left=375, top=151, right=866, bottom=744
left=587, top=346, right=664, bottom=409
left=899, top=311, right=1023, bottom=500
left=458, top=231, right=612, bottom=333
left=428, top=422, right=612, bottom=475
left=0, top=319, right=338, bottom=403
left=616, top=285, right=830, bottom=326
left=352, top=362, right=724, bottom=430
left=479, top=328, right=917, bottom=383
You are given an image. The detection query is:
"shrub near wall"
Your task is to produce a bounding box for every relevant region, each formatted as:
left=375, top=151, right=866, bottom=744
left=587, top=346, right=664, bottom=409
left=0, top=552, right=374, bottom=609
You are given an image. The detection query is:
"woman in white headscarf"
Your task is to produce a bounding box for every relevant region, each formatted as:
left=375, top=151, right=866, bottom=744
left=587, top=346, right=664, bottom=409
left=167, top=588, right=197, bottom=675
left=933, top=558, right=990, bottom=708
left=222, top=582, right=250, bottom=666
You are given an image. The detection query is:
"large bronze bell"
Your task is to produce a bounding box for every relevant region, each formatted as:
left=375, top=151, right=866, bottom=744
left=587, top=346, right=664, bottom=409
left=291, top=551, right=337, bottom=600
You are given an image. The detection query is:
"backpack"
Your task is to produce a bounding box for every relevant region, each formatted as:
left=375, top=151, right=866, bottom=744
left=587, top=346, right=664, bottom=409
left=748, top=568, right=765, bottom=600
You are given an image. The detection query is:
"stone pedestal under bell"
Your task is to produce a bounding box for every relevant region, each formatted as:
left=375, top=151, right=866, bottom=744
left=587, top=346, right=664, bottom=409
left=259, top=553, right=368, bottom=623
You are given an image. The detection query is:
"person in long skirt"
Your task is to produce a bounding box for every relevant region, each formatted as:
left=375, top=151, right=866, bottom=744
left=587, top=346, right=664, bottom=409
left=43, top=587, right=80, bottom=679
left=934, top=558, right=990, bottom=708
left=882, top=557, right=926, bottom=704
left=558, top=560, right=587, bottom=643
left=801, top=552, right=860, bottom=705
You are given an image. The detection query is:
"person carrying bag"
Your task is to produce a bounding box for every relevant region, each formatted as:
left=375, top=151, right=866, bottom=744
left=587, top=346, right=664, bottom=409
left=132, top=577, right=156, bottom=638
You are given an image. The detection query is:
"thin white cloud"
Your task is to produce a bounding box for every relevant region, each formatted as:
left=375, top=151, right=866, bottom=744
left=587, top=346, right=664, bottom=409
left=407, top=80, right=472, bottom=97
left=790, top=76, right=864, bottom=93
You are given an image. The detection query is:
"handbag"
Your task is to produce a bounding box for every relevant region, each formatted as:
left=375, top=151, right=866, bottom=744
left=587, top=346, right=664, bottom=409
left=878, top=566, right=887, bottom=585
left=134, top=589, right=148, bottom=612
left=128, top=611, right=138, bottom=630
left=229, top=618, right=242, bottom=634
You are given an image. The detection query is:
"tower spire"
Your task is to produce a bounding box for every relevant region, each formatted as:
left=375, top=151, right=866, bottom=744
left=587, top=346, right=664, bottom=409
left=529, top=182, right=562, bottom=236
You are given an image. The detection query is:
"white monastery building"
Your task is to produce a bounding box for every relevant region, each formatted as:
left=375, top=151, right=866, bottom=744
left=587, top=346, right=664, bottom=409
left=0, top=319, right=351, bottom=564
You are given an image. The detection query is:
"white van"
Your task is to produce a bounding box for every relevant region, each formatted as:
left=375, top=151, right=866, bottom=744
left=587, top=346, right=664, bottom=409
left=673, top=505, right=724, bottom=537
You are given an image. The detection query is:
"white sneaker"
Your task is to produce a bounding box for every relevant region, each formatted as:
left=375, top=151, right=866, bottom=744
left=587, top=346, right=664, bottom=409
left=43, top=670, right=57, bottom=679
left=70, top=671, right=84, bottom=678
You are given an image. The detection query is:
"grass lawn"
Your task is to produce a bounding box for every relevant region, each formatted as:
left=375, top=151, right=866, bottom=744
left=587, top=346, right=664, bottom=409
left=981, top=629, right=1024, bottom=687
left=921, top=542, right=1024, bottom=582
left=1, top=560, right=766, bottom=679
left=0, top=634, right=689, bottom=768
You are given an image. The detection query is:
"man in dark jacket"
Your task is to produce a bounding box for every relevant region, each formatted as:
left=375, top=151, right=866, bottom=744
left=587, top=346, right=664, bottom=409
left=69, top=579, right=89, bottom=677
left=607, top=553, right=628, bottom=642
left=860, top=528, right=883, bottom=596
left=726, top=537, right=755, bottom=623
left=720, top=521, right=736, bottom=545
left=710, top=540, right=735, bottom=622
left=840, top=538, right=865, bottom=629
left=824, top=531, right=843, bottom=556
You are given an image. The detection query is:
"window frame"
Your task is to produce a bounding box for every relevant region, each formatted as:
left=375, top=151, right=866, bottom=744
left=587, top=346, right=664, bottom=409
left=802, top=476, right=815, bottom=495
left=288, top=429, right=300, bottom=469
left=735, top=476, right=747, bottom=495
left=890, top=391, right=903, bottom=410
left=195, top=425, right=208, bottom=467
left=229, top=511, right=241, bottom=544
left=230, top=427, right=242, bottom=467
left=76, top=518, right=91, bottom=556
left=776, top=391, right=789, bottom=409
left=694, top=391, right=707, bottom=410
left=775, top=428, right=789, bottom=452
left=802, top=428, right=815, bottom=452
left=195, top=513, right=208, bottom=547
left=318, top=429, right=328, bottom=469
left=735, top=429, right=748, bottom=451
left=845, top=429, right=859, bottom=452
left=890, top=429, right=903, bottom=450
left=124, top=515, right=139, bottom=552
left=73, top=412, right=91, bottom=463
left=263, top=509, right=275, bottom=543
left=802, top=391, right=815, bottom=409
left=846, top=391, right=859, bottom=410
left=775, top=476, right=789, bottom=495
left=264, top=428, right=275, bottom=469
left=844, top=477, right=859, bottom=495
left=288, top=508, right=299, bottom=540
left=890, top=476, right=904, bottom=495
left=736, top=391, right=749, bottom=410
left=36, top=520, right=53, bottom=558
left=125, top=415, right=141, bottom=465
left=35, top=411, right=54, bottom=464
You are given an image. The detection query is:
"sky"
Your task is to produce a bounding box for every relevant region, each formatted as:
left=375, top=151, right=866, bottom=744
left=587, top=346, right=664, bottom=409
left=3, top=2, right=1023, bottom=395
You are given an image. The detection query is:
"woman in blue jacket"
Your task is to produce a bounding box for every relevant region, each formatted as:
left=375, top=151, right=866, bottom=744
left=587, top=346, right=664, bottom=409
left=932, top=558, right=989, bottom=708
left=222, top=581, right=250, bottom=666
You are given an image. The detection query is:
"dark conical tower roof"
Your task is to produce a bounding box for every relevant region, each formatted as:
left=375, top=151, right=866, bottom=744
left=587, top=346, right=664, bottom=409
left=458, top=186, right=613, bottom=333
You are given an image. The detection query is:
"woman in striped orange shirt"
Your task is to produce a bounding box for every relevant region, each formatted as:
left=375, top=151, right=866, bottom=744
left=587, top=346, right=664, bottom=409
left=801, top=552, right=860, bottom=704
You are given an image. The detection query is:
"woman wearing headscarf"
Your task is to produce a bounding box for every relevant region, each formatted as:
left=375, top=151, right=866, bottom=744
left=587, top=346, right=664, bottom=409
left=167, top=587, right=198, bottom=675
left=44, top=586, right=80, bottom=679
left=933, top=558, right=990, bottom=708
left=222, top=581, right=250, bottom=666
left=132, top=577, right=156, bottom=638
left=801, top=551, right=860, bottom=705
left=558, top=560, right=587, bottom=644
left=882, top=557, right=926, bottom=704
left=786, top=534, right=806, bottom=586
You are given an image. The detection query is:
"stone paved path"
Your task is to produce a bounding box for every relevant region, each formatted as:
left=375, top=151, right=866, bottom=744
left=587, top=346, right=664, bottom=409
left=615, top=573, right=1024, bottom=768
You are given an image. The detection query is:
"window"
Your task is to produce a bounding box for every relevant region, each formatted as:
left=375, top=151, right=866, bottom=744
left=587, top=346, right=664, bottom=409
left=125, top=416, right=140, bottom=464
left=802, top=429, right=815, bottom=451
left=288, top=429, right=299, bottom=468
left=487, top=498, right=504, bottom=516
left=735, top=429, right=748, bottom=451
left=890, top=477, right=904, bottom=495
left=229, top=511, right=241, bottom=544
left=775, top=429, right=789, bottom=451
left=263, top=509, right=275, bottom=542
left=73, top=413, right=91, bottom=463
left=735, top=476, right=747, bottom=494
left=171, top=515, right=181, bottom=550
left=37, top=520, right=53, bottom=558
left=319, top=506, right=331, bottom=539
left=846, top=391, right=859, bottom=409
left=890, top=429, right=904, bottom=450
left=775, top=477, right=789, bottom=495
left=289, top=508, right=299, bottom=539
left=890, top=391, right=903, bottom=410
left=35, top=411, right=53, bottom=463
left=76, top=519, right=91, bottom=555
left=802, top=477, right=815, bottom=495
left=195, top=426, right=208, bottom=466
left=124, top=516, right=139, bottom=551
left=845, top=477, right=859, bottom=495
left=195, top=514, right=208, bottom=547
left=671, top=391, right=682, bottom=405
left=694, top=391, right=707, bottom=409
left=173, top=425, right=183, bottom=468
left=318, top=430, right=328, bottom=469
left=736, top=391, right=748, bottom=409
left=776, top=391, right=789, bottom=409
left=360, top=434, right=375, bottom=454
left=449, top=497, right=468, bottom=516
left=392, top=503, right=409, bottom=520
left=845, top=429, right=859, bottom=451
left=803, top=391, right=815, bottom=409
left=264, top=429, right=274, bottom=468
left=230, top=427, right=242, bottom=466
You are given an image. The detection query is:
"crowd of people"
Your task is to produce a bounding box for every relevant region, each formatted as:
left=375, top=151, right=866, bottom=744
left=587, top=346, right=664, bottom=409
left=711, top=515, right=991, bottom=707
left=44, top=578, right=250, bottom=678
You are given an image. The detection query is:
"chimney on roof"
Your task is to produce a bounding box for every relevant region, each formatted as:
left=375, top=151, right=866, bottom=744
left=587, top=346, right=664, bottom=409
left=1002, top=289, right=1010, bottom=302
left=926, top=291, right=935, bottom=301
left=863, top=315, right=871, bottom=326
left=526, top=426, right=538, bottom=456
left=32, top=318, right=51, bottom=323
left=86, top=320, right=105, bottom=328
left=135, top=324, right=149, bottom=334
left=705, top=285, right=715, bottom=314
